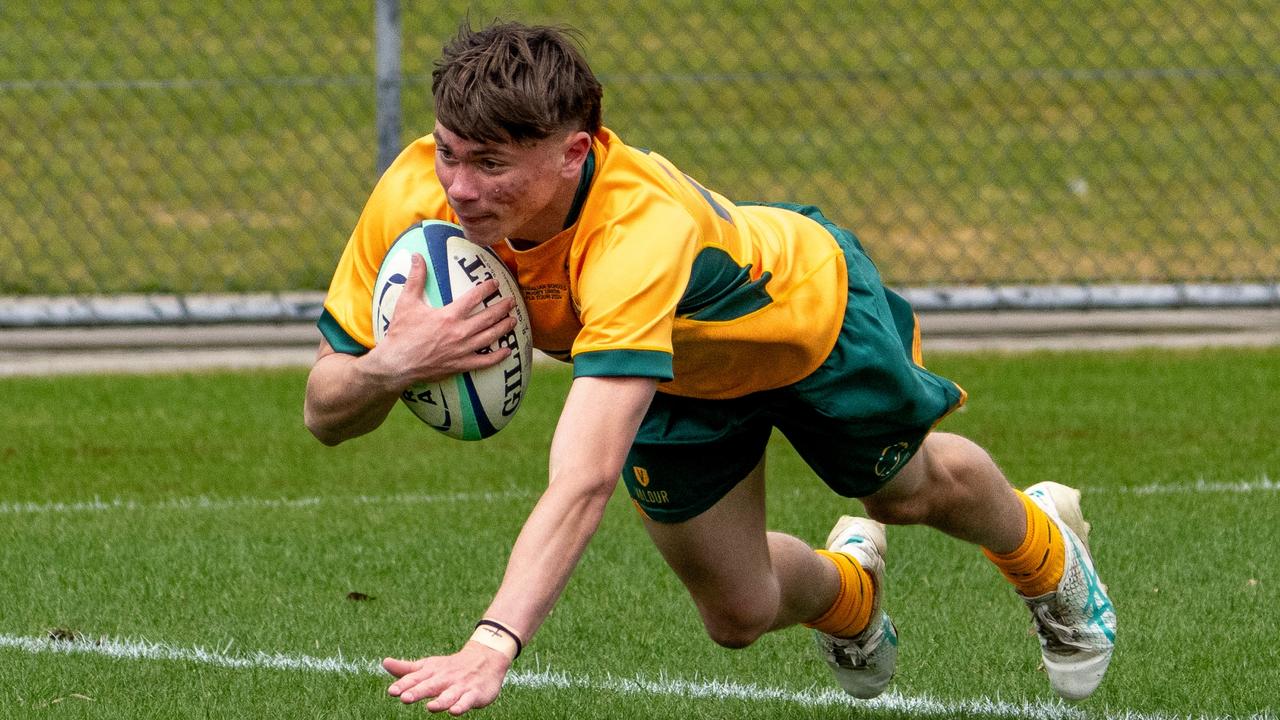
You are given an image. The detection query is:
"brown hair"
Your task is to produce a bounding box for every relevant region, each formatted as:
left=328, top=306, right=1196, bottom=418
left=432, top=20, right=603, bottom=144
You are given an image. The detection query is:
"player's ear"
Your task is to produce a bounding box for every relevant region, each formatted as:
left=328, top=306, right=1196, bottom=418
left=559, top=130, right=592, bottom=178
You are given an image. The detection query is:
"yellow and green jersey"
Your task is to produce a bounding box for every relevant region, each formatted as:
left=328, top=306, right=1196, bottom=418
left=320, top=127, right=850, bottom=400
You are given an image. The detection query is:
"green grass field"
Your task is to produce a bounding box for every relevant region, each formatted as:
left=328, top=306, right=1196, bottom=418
left=2, top=2, right=1277, bottom=294
left=1, top=347, right=1277, bottom=718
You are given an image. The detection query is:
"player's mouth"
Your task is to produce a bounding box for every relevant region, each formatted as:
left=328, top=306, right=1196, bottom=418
left=454, top=212, right=507, bottom=245
left=455, top=210, right=495, bottom=226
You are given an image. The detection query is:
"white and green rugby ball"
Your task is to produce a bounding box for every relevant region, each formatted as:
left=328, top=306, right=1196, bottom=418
left=372, top=220, right=533, bottom=440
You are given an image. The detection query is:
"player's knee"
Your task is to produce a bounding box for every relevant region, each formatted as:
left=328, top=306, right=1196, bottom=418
left=703, top=620, right=768, bottom=650
left=863, top=495, right=929, bottom=526
left=699, top=604, right=772, bottom=649
left=927, top=433, right=999, bottom=494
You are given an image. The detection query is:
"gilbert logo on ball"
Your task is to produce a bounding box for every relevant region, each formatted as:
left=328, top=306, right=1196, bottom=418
left=372, top=220, right=533, bottom=440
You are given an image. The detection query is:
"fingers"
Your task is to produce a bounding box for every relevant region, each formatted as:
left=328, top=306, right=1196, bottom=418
left=398, top=253, right=429, bottom=309
left=384, top=658, right=445, bottom=701
left=430, top=297, right=517, bottom=361
left=382, top=656, right=425, bottom=679
left=448, top=282, right=519, bottom=361
left=393, top=674, right=439, bottom=704
left=462, top=314, right=519, bottom=355
left=386, top=668, right=487, bottom=713
left=425, top=685, right=470, bottom=714
left=451, top=289, right=516, bottom=336
left=451, top=280, right=515, bottom=316
left=400, top=261, right=517, bottom=322
left=382, top=648, right=506, bottom=716
left=405, top=273, right=517, bottom=340
left=448, top=690, right=484, bottom=716
left=379, top=263, right=520, bottom=380
left=384, top=659, right=436, bottom=706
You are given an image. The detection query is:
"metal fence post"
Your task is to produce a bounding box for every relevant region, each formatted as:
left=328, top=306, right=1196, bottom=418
left=375, top=0, right=402, bottom=176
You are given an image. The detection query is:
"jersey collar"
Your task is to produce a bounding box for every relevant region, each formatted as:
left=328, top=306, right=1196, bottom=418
left=561, top=148, right=596, bottom=230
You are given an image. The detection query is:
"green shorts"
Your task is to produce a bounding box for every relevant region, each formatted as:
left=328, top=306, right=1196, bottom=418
left=623, top=208, right=966, bottom=523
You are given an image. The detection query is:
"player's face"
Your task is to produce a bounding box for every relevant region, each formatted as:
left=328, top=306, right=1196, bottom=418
left=433, top=123, right=583, bottom=248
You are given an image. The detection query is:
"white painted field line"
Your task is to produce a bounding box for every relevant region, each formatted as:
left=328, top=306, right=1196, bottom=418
left=2, top=633, right=1273, bottom=720
left=1088, top=475, right=1278, bottom=496
left=0, top=633, right=377, bottom=676
left=0, top=488, right=536, bottom=515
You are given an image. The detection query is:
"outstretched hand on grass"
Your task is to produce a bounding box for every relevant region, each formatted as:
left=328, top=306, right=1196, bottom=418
left=384, top=642, right=512, bottom=715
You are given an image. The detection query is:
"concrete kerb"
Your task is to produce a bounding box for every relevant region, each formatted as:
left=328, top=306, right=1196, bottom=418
left=1, top=301, right=1279, bottom=377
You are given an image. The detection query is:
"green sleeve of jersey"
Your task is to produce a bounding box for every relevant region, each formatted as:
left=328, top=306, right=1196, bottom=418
left=318, top=309, right=370, bottom=356
left=573, top=348, right=673, bottom=381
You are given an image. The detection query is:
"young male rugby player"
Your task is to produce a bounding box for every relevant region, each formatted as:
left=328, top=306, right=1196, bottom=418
left=304, top=20, right=1116, bottom=715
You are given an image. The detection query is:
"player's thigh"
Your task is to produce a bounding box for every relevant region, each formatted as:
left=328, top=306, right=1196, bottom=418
left=639, top=457, right=774, bottom=607
left=860, top=431, right=999, bottom=526
left=859, top=433, right=935, bottom=520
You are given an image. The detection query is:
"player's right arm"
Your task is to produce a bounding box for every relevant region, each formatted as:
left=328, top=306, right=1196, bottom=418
left=304, top=253, right=516, bottom=446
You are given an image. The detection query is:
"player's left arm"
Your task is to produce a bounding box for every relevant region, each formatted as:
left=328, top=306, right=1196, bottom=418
left=382, top=374, right=658, bottom=715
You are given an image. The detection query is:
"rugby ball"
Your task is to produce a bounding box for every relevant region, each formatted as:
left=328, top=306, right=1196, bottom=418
left=372, top=220, right=533, bottom=440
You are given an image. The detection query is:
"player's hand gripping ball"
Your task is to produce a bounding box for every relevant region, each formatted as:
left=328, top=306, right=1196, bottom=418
left=372, top=220, right=533, bottom=440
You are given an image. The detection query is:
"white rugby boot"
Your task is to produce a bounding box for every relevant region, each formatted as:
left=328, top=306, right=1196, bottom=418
left=1022, top=482, right=1117, bottom=701
left=813, top=516, right=898, bottom=699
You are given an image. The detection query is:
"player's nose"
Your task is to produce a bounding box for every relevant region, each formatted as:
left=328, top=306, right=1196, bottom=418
left=446, top=166, right=483, bottom=203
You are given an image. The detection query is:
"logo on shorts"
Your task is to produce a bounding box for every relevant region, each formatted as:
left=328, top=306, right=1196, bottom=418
left=629, top=466, right=670, bottom=505
left=874, top=442, right=912, bottom=479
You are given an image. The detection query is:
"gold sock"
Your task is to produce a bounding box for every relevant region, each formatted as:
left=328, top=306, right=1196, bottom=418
left=804, top=549, right=875, bottom=638
left=983, top=490, right=1066, bottom=597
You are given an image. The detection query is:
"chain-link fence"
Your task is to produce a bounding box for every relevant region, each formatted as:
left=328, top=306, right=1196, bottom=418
left=2, top=2, right=1278, bottom=323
